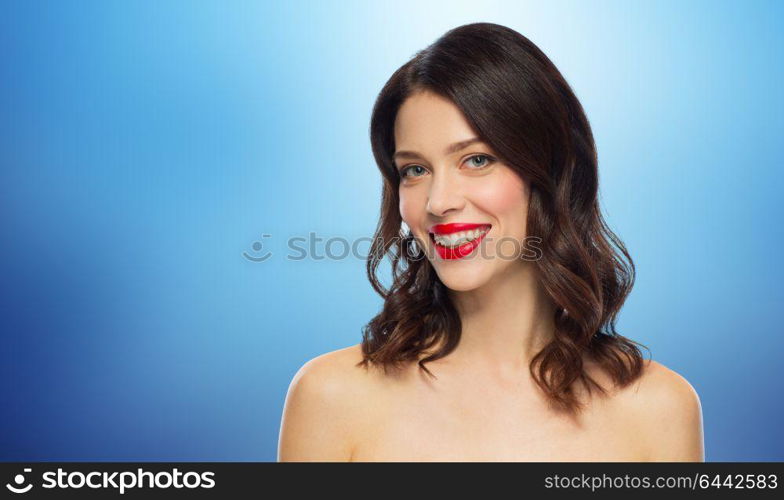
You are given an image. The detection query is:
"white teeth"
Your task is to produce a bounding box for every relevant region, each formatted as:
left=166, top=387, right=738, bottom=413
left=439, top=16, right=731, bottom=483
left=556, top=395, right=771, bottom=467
left=432, top=227, right=489, bottom=248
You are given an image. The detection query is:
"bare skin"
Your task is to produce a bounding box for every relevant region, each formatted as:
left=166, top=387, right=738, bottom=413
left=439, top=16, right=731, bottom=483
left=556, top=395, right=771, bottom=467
left=278, top=344, right=704, bottom=461
left=278, top=90, right=704, bottom=461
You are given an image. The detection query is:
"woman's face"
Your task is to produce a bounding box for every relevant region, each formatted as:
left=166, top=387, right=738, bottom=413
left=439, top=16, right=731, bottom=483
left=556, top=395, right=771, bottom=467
left=394, top=90, right=531, bottom=291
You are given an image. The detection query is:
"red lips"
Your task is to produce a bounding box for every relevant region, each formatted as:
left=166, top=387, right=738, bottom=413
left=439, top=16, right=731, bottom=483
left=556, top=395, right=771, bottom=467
left=427, top=222, right=492, bottom=260
left=428, top=222, right=491, bottom=235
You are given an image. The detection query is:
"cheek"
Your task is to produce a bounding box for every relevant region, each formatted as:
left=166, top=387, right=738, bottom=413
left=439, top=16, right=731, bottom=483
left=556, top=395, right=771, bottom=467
left=398, top=188, right=425, bottom=228
left=477, top=172, right=529, bottom=258
left=473, top=171, right=529, bottom=230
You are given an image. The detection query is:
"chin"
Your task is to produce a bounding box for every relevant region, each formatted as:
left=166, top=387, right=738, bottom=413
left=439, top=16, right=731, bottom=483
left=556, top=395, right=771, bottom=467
left=432, top=260, right=494, bottom=292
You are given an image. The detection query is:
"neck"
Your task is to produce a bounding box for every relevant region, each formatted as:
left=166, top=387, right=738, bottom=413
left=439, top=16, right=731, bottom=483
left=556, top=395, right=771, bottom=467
left=447, top=261, right=557, bottom=379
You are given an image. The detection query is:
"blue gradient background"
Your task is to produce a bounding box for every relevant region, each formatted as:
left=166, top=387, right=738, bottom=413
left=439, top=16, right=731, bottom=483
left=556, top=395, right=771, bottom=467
left=1, top=0, right=781, bottom=461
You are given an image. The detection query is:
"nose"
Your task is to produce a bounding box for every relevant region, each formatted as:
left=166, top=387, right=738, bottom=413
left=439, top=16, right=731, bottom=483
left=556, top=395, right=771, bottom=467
left=426, top=169, right=465, bottom=217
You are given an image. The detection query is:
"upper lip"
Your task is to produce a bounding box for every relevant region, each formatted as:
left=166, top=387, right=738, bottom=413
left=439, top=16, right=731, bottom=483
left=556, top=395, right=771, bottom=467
left=428, top=222, right=492, bottom=235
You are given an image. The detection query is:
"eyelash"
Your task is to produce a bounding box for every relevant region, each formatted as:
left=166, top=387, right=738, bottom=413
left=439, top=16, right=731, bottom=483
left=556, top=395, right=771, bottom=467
left=398, top=154, right=496, bottom=179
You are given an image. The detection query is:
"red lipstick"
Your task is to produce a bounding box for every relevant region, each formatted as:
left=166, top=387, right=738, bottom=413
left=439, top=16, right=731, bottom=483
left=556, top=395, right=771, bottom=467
left=428, top=222, right=491, bottom=235
left=428, top=223, right=492, bottom=260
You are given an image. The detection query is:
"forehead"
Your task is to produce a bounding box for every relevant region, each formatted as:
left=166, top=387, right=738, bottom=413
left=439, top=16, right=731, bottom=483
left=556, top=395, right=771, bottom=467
left=394, top=91, right=478, bottom=151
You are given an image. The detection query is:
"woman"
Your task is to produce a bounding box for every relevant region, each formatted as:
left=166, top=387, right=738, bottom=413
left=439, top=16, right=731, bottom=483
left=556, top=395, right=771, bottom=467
left=278, top=22, right=704, bottom=462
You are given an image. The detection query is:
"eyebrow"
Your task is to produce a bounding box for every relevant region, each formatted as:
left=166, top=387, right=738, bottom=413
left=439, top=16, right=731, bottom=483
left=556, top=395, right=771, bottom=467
left=393, top=137, right=484, bottom=162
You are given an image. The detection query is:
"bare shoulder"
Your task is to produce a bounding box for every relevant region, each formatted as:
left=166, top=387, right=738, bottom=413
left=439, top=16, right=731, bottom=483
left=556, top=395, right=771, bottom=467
left=277, top=344, right=379, bottom=461
left=288, top=343, right=375, bottom=399
left=615, top=359, right=705, bottom=461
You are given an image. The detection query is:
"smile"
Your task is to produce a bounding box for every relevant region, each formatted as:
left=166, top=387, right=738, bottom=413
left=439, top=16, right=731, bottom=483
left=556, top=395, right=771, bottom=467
left=428, top=223, right=492, bottom=260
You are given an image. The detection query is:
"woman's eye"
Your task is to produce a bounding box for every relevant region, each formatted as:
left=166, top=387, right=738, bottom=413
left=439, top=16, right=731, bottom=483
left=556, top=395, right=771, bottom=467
left=400, top=165, right=427, bottom=178
left=465, top=154, right=494, bottom=169
left=399, top=155, right=494, bottom=179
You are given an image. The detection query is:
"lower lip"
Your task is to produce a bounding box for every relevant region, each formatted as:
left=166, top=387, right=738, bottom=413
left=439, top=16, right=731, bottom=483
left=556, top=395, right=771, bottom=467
left=432, top=231, right=490, bottom=260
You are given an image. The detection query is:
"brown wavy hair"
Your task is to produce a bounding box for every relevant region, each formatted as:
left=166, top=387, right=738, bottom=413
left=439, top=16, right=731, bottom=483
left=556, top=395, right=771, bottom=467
left=357, top=22, right=649, bottom=413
